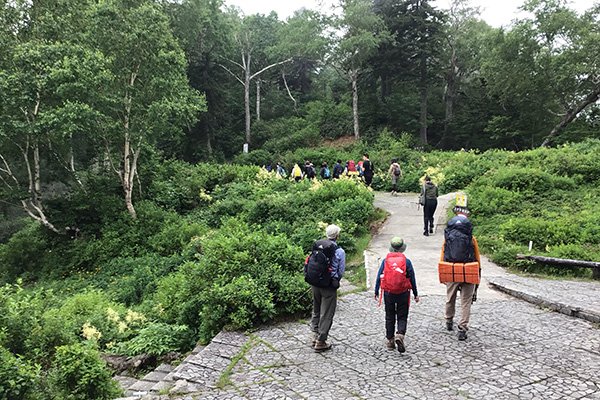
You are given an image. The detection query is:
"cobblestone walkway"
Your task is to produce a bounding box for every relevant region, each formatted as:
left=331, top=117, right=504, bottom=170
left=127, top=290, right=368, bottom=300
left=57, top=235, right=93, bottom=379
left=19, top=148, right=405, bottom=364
left=119, top=192, right=600, bottom=400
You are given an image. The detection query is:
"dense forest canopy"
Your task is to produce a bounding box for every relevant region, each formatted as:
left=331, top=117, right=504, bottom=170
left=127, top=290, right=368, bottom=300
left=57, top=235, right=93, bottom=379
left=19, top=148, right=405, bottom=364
left=1, top=0, right=598, bottom=230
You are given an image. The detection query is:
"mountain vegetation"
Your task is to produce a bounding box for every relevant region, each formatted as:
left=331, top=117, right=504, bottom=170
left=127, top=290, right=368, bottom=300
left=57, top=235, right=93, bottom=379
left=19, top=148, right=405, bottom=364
left=0, top=0, right=598, bottom=398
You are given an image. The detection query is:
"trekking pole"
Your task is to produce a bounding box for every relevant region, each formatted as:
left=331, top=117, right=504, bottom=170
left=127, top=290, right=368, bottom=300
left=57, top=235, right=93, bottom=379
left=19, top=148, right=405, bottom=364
left=376, top=257, right=382, bottom=307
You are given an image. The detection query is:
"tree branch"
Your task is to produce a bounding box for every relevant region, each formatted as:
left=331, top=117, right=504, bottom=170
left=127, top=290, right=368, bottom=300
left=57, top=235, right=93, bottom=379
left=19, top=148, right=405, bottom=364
left=21, top=199, right=60, bottom=234
left=541, top=83, right=600, bottom=147
left=218, top=63, right=245, bottom=85
left=250, top=58, right=293, bottom=81
left=282, top=72, right=297, bottom=110
left=0, top=153, right=20, bottom=186
left=226, top=57, right=245, bottom=71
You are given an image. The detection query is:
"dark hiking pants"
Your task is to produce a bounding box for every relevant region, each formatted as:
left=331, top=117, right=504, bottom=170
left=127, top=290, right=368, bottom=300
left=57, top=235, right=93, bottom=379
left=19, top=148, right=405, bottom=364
left=384, top=291, right=411, bottom=339
left=364, top=173, right=373, bottom=187
left=423, top=199, right=438, bottom=232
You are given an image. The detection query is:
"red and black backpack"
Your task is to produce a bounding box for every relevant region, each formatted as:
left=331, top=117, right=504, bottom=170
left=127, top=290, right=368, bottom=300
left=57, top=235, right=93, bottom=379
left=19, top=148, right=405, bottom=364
left=380, top=252, right=412, bottom=294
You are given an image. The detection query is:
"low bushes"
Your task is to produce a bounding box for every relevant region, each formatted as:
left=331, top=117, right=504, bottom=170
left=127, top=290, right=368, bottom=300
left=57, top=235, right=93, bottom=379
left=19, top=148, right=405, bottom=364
left=461, top=140, right=600, bottom=277
left=0, top=161, right=376, bottom=399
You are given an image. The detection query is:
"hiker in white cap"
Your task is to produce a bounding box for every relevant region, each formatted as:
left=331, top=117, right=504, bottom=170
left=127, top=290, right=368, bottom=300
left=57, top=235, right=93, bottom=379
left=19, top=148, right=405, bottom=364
left=304, top=224, right=346, bottom=352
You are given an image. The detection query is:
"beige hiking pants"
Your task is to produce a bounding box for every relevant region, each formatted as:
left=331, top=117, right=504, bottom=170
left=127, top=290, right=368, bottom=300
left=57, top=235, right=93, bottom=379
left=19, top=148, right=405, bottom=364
left=445, top=282, right=476, bottom=331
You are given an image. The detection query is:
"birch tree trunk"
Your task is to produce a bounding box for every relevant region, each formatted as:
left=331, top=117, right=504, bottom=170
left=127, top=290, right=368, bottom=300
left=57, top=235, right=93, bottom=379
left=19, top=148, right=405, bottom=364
left=256, top=79, right=261, bottom=122
left=351, top=69, right=360, bottom=139
left=1, top=144, right=60, bottom=233
left=9, top=93, right=61, bottom=233
left=244, top=66, right=251, bottom=144
left=220, top=56, right=291, bottom=147
left=206, top=133, right=213, bottom=155
left=121, top=68, right=139, bottom=219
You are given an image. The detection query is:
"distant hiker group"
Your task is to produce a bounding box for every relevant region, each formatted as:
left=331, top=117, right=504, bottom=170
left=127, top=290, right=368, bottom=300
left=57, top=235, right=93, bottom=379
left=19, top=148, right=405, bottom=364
left=264, top=154, right=375, bottom=187
left=304, top=196, right=481, bottom=353
left=262, top=154, right=419, bottom=193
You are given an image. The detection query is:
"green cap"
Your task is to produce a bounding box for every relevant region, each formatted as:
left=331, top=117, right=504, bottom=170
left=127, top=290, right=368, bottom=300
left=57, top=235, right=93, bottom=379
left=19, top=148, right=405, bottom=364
left=389, top=237, right=407, bottom=252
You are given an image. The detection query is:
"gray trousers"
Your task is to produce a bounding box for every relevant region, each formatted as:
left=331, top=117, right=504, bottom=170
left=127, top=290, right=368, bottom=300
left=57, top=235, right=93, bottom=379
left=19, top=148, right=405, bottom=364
left=311, top=286, right=337, bottom=342
left=445, top=282, right=476, bottom=331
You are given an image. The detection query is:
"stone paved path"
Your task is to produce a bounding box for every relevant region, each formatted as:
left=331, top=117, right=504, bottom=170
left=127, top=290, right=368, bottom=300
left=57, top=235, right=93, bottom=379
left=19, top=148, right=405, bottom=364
left=119, top=192, right=600, bottom=400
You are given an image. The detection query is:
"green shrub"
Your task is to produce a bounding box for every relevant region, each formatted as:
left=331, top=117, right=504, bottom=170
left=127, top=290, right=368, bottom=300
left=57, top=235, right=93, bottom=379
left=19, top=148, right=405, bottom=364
left=330, top=197, right=373, bottom=232
left=498, top=217, right=580, bottom=250
left=154, top=220, right=308, bottom=341
left=233, top=149, right=273, bottom=166
left=148, top=219, right=208, bottom=256
left=46, top=291, right=128, bottom=351
left=114, top=322, right=193, bottom=357
left=0, top=283, right=50, bottom=358
left=478, top=167, right=575, bottom=194
left=104, top=255, right=182, bottom=306
left=0, top=224, right=48, bottom=283
left=468, top=186, right=523, bottom=215
left=0, top=347, right=40, bottom=400
left=304, top=100, right=352, bottom=139
left=47, top=342, right=121, bottom=400
left=153, top=270, right=195, bottom=327
left=199, top=275, right=275, bottom=341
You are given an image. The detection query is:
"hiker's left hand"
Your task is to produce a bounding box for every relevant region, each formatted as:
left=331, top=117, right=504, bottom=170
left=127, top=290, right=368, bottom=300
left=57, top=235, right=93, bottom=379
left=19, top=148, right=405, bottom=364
left=414, top=295, right=420, bottom=303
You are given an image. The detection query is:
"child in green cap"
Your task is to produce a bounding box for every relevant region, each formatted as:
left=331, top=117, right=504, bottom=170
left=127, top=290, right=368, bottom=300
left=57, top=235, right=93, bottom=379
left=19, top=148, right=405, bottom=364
left=374, top=237, right=420, bottom=353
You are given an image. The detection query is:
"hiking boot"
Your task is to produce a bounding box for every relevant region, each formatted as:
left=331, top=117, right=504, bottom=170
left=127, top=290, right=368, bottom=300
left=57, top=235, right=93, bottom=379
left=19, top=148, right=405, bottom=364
left=446, top=320, right=453, bottom=331
left=458, top=330, right=467, bottom=341
left=395, top=333, right=405, bottom=353
left=311, top=332, right=319, bottom=346
left=429, top=228, right=434, bottom=234
left=386, top=338, right=395, bottom=350
left=423, top=231, right=429, bottom=236
left=314, top=341, right=332, bottom=352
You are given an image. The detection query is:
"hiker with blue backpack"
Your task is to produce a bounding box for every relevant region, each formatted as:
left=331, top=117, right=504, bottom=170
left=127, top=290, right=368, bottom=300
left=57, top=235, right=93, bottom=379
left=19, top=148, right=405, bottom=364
left=374, top=237, right=419, bottom=353
left=320, top=162, right=331, bottom=180
left=304, top=224, right=346, bottom=352
left=332, top=160, right=344, bottom=179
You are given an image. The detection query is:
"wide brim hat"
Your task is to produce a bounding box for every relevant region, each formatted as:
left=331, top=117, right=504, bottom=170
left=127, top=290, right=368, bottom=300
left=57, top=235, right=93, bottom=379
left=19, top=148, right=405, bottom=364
left=452, top=205, right=471, bottom=215
left=389, top=237, right=407, bottom=252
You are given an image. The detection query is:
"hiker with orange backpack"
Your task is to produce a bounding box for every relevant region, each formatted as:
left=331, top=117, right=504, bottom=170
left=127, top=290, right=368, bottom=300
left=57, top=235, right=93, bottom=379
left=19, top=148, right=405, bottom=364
left=439, top=205, right=481, bottom=341
left=374, top=237, right=420, bottom=353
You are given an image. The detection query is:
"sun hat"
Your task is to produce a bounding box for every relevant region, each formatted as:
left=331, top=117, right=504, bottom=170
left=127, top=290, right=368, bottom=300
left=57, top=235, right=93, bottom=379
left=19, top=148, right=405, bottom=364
left=389, top=237, right=407, bottom=252
left=326, top=224, right=341, bottom=240
left=453, top=205, right=471, bottom=215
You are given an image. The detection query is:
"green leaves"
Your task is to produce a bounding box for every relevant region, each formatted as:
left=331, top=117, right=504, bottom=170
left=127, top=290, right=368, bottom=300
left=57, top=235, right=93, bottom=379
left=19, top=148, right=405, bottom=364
left=480, top=1, right=600, bottom=146
left=335, top=0, right=390, bottom=70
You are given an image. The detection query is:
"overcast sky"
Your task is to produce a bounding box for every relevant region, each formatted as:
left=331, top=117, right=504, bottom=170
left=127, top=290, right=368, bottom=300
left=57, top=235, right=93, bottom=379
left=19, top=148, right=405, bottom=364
left=224, top=0, right=594, bottom=27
